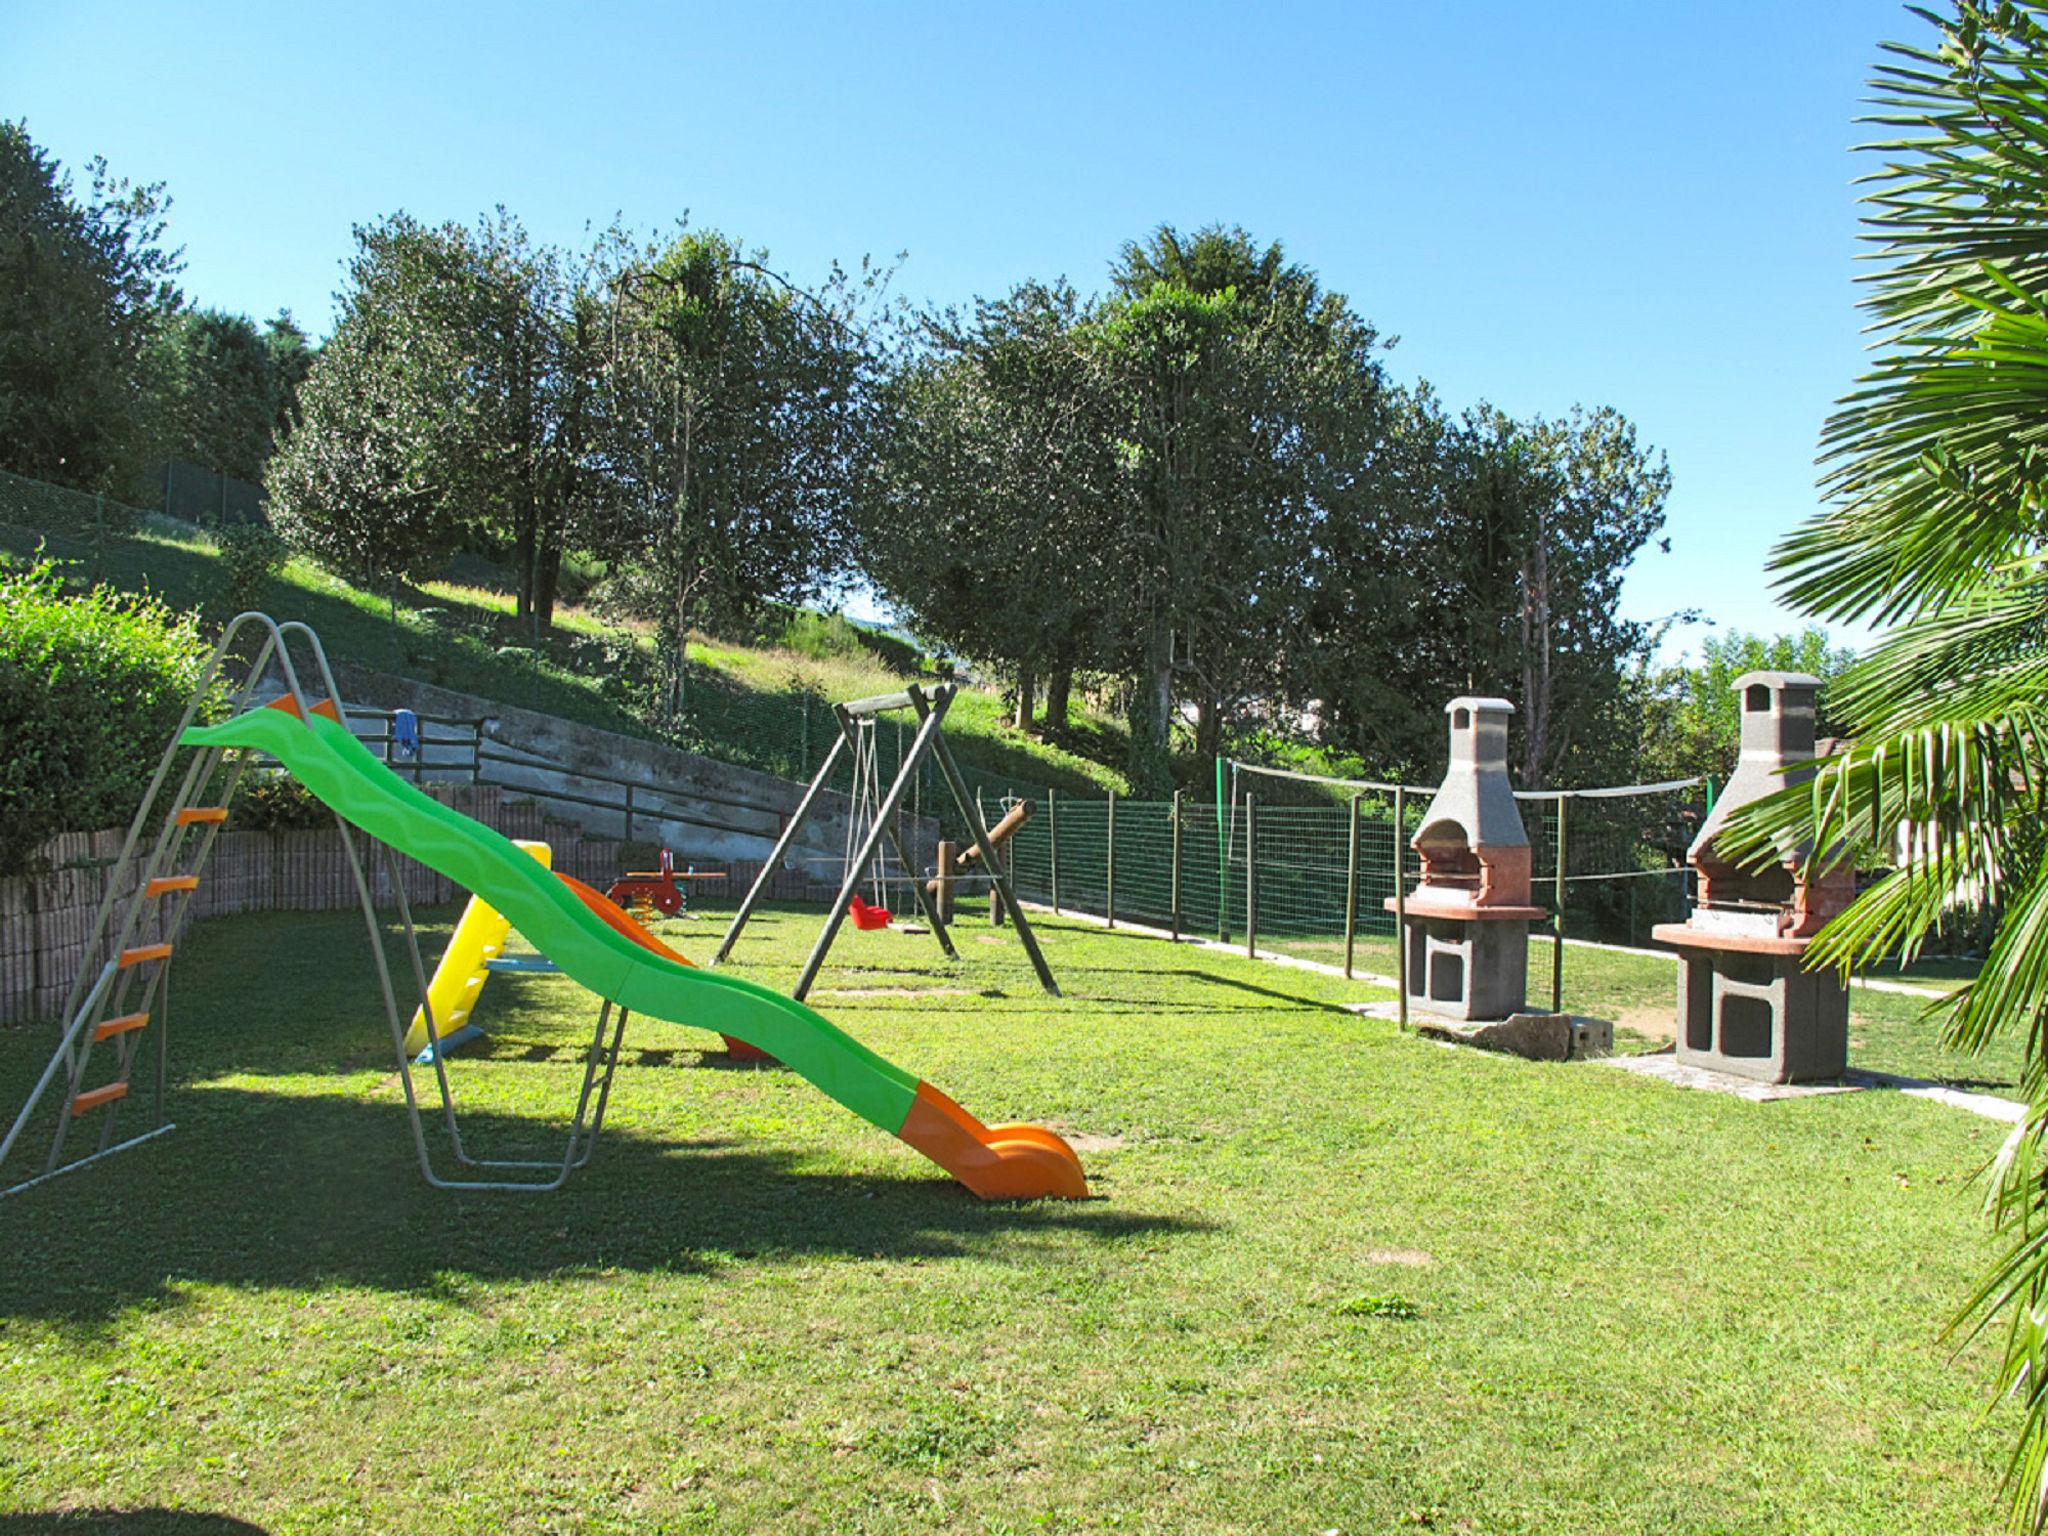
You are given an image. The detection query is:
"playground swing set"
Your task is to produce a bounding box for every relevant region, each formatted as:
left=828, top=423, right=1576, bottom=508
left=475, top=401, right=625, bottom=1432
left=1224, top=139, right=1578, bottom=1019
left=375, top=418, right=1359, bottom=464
left=713, top=682, right=1060, bottom=1004
left=0, top=614, right=1088, bottom=1205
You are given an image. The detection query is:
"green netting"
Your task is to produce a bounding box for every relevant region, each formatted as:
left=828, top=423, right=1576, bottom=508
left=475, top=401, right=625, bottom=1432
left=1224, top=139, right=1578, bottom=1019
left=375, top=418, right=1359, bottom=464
left=991, top=778, right=1698, bottom=952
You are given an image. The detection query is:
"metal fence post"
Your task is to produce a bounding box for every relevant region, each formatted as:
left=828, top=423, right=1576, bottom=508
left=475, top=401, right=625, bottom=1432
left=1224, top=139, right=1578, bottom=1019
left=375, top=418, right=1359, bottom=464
left=1552, top=792, right=1568, bottom=1015
left=1394, top=784, right=1408, bottom=1032
left=1170, top=789, right=1183, bottom=943
left=1215, top=758, right=1229, bottom=943
left=625, top=784, right=636, bottom=845
left=1344, top=793, right=1360, bottom=980
left=979, top=788, right=1002, bottom=925
left=1244, top=790, right=1259, bottom=958
left=1106, top=790, right=1117, bottom=929
left=1048, top=788, right=1060, bottom=914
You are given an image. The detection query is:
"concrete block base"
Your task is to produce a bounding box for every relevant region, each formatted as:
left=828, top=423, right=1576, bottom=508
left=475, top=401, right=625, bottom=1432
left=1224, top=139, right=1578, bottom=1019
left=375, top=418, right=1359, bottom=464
left=1400, top=913, right=1529, bottom=1021
left=1671, top=943, right=1848, bottom=1084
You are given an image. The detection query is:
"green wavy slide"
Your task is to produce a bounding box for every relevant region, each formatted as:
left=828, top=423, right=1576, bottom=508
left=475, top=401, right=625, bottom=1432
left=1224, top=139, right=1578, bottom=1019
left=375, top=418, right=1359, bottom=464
left=181, top=701, right=1088, bottom=1199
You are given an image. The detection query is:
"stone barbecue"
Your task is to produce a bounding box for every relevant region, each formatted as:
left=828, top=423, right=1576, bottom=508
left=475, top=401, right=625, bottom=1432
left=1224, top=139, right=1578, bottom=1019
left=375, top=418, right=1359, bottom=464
left=1651, top=671, right=1854, bottom=1083
left=1386, top=697, right=1546, bottom=1021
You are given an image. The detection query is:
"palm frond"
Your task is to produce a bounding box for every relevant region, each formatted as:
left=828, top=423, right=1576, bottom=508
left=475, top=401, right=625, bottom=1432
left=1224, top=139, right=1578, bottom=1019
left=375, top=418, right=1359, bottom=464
left=1765, top=8, right=2048, bottom=1526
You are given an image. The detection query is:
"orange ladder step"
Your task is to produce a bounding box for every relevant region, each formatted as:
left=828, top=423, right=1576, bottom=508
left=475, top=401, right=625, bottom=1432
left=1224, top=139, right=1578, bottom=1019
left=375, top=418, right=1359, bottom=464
left=175, top=808, right=228, bottom=826
left=145, top=876, right=199, bottom=898
left=70, top=1083, right=129, bottom=1113
left=118, top=944, right=172, bottom=968
left=94, top=1012, right=149, bottom=1041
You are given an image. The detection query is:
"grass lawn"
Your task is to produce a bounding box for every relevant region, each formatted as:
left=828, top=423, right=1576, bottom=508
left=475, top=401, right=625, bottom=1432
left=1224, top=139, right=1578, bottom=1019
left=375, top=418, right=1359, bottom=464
left=0, top=901, right=2020, bottom=1533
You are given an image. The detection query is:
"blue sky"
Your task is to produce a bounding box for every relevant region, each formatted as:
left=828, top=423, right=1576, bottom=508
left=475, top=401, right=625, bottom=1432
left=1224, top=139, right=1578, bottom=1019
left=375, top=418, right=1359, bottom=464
left=5, top=1, right=1909, bottom=659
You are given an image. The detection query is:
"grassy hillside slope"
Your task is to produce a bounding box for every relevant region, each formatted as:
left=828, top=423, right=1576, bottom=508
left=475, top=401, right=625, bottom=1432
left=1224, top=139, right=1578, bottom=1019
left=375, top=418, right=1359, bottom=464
left=0, top=510, right=1131, bottom=800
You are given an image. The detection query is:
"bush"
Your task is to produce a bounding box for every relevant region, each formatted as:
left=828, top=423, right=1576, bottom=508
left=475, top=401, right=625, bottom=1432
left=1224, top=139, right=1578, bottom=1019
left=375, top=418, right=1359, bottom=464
left=234, top=771, right=330, bottom=831
left=756, top=606, right=921, bottom=673
left=0, top=563, right=219, bottom=874
left=215, top=522, right=289, bottom=614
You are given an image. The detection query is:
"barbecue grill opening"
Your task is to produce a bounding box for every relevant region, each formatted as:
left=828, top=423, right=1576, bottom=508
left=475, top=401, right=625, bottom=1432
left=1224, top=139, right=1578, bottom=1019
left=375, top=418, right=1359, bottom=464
left=1415, top=819, right=1481, bottom=889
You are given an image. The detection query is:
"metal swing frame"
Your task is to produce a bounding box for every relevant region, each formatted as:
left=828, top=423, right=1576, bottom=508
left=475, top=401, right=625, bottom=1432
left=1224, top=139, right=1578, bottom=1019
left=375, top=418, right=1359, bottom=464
left=1, top=613, right=627, bottom=1202
left=711, top=683, right=1060, bottom=1003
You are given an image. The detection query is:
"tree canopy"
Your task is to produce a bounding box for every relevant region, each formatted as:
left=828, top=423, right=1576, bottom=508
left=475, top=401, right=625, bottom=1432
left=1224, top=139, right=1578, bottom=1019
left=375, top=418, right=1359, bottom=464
left=595, top=230, right=879, bottom=722
left=0, top=127, right=1685, bottom=811
left=0, top=121, right=182, bottom=493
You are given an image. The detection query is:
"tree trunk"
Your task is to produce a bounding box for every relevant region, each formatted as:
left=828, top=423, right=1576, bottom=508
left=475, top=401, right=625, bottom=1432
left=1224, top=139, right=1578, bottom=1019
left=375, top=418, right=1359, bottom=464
left=513, top=503, right=538, bottom=625
left=1126, top=620, right=1176, bottom=795
left=1044, top=665, right=1073, bottom=735
left=532, top=527, right=563, bottom=636
left=1194, top=693, right=1224, bottom=764
left=1014, top=658, right=1035, bottom=731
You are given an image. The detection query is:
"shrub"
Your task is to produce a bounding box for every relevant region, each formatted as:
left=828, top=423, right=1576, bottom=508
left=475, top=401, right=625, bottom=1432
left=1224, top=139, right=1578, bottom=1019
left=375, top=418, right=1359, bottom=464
left=234, top=771, right=330, bottom=831
left=756, top=606, right=921, bottom=673
left=0, top=562, right=219, bottom=874
left=215, top=521, right=289, bottom=614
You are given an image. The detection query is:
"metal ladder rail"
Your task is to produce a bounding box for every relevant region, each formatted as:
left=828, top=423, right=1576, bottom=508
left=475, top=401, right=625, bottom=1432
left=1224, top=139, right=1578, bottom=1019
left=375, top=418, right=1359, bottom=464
left=17, top=732, right=247, bottom=1179
left=36, top=627, right=281, bottom=1126
left=54, top=742, right=243, bottom=1074
left=46, top=722, right=268, bottom=1171
left=45, top=624, right=283, bottom=1040
left=75, top=750, right=259, bottom=1161
left=40, top=623, right=293, bottom=1153
left=2, top=614, right=312, bottom=1197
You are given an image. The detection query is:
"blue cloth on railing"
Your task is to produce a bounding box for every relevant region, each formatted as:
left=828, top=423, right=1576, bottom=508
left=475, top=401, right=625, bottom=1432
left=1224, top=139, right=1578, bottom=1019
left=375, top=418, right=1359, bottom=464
left=392, top=708, right=421, bottom=760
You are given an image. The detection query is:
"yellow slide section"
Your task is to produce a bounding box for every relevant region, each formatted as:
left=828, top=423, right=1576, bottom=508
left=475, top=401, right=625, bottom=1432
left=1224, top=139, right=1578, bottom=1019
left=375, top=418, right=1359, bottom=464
left=405, top=839, right=552, bottom=1055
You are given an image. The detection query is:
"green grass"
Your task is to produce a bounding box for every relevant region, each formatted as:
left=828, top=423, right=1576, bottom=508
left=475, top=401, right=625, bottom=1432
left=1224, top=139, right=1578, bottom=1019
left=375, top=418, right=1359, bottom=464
left=0, top=901, right=2023, bottom=1533
left=0, top=515, right=1132, bottom=800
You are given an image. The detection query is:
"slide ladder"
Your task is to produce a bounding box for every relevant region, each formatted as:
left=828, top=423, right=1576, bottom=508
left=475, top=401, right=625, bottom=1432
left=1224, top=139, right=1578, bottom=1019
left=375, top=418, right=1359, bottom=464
left=0, top=618, right=287, bottom=1198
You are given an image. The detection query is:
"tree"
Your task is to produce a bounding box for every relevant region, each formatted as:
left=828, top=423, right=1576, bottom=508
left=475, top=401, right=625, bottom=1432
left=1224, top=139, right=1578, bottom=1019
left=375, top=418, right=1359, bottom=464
left=1087, top=224, right=1389, bottom=789
left=1636, top=628, right=1856, bottom=784
left=263, top=310, right=317, bottom=449
left=266, top=217, right=479, bottom=593
left=862, top=282, right=1121, bottom=734
left=1720, top=8, right=2048, bottom=1526
left=454, top=212, right=601, bottom=635
left=267, top=212, right=597, bottom=632
left=1489, top=405, right=1672, bottom=788
left=145, top=307, right=280, bottom=482
left=1294, top=394, right=1670, bottom=786
left=595, top=230, right=876, bottom=723
left=0, top=121, right=181, bottom=492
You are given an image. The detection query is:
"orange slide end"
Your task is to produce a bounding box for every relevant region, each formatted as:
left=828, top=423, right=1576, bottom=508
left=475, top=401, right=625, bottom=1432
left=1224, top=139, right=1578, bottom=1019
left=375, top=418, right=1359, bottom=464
left=897, top=1081, right=1089, bottom=1201
left=554, top=872, right=773, bottom=1062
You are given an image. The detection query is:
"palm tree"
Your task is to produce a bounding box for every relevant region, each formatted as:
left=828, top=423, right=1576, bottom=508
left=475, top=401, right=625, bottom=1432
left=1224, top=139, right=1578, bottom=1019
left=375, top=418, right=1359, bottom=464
left=1725, top=4, right=2048, bottom=1524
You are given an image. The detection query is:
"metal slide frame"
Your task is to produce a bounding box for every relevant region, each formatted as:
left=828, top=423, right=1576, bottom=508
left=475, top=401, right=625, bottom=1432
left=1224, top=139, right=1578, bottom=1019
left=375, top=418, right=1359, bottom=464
left=1, top=613, right=630, bottom=1201
left=712, top=683, right=1060, bottom=1003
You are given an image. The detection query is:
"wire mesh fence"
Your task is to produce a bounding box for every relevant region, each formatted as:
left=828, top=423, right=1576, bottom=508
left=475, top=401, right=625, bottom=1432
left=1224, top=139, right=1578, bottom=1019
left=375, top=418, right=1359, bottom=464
left=0, top=466, right=146, bottom=544
left=990, top=769, right=1703, bottom=974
